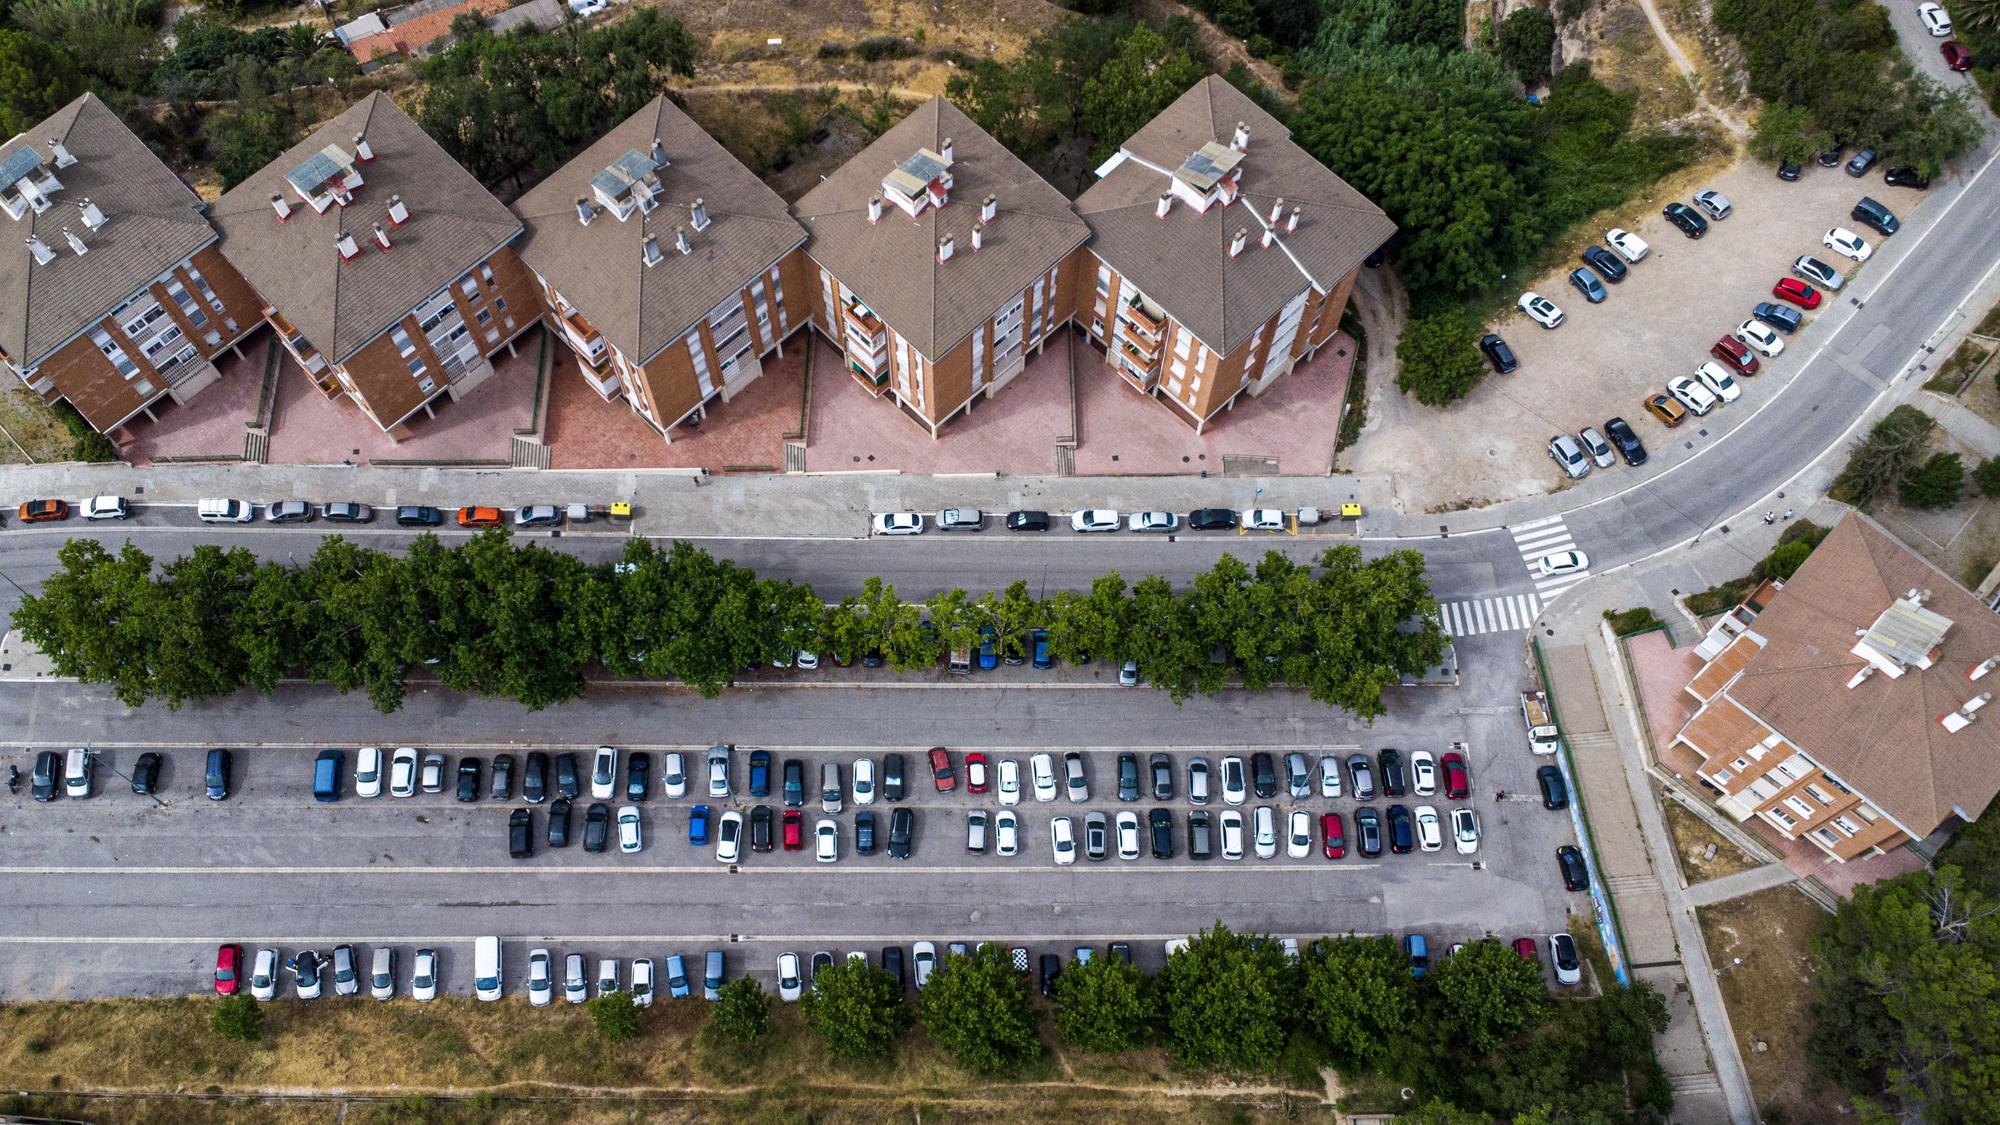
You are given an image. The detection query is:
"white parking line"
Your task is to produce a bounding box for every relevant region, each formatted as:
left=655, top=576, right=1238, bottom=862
left=0, top=863, right=1378, bottom=877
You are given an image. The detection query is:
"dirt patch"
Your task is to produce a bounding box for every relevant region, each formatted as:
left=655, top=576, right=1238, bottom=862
left=0, top=387, right=82, bottom=463
left=1663, top=799, right=1762, bottom=882
left=1570, top=2, right=1701, bottom=128
left=1698, top=886, right=1845, bottom=1123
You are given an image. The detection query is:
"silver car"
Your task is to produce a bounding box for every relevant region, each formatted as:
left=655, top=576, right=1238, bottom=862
left=1188, top=756, right=1211, bottom=805
left=1126, top=510, right=1179, bottom=533
left=563, top=953, right=588, bottom=1003
left=1285, top=752, right=1312, bottom=799
left=1317, top=754, right=1343, bottom=798
left=1548, top=434, right=1590, bottom=480
left=1064, top=752, right=1089, bottom=802
left=1693, top=188, right=1731, bottom=220
left=1577, top=427, right=1615, bottom=468
left=528, top=948, right=555, bottom=1007
left=369, top=947, right=396, bottom=1000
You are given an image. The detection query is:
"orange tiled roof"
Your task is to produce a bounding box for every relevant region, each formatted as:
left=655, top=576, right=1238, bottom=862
left=348, top=0, right=511, bottom=63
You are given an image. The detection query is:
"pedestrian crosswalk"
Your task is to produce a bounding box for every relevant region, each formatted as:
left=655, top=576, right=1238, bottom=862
left=1437, top=593, right=1541, bottom=637
left=1511, top=514, right=1592, bottom=599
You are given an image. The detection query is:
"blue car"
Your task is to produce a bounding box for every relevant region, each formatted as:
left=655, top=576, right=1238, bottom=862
left=1405, top=934, right=1430, bottom=978
left=749, top=750, right=771, bottom=798
left=1031, top=628, right=1053, bottom=670
left=977, top=626, right=998, bottom=671
left=1753, top=301, right=1802, bottom=334
left=689, top=804, right=711, bottom=845
left=1568, top=267, right=1607, bottom=304
left=664, top=954, right=691, bottom=999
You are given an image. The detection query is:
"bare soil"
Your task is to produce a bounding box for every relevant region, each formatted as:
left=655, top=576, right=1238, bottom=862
left=1663, top=799, right=1762, bottom=883
left=1698, top=887, right=1846, bottom=1123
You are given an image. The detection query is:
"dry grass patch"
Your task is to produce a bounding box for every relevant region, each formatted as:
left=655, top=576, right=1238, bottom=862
left=1698, top=886, right=1845, bottom=1123
left=0, top=387, right=82, bottom=463
left=1663, top=799, right=1763, bottom=883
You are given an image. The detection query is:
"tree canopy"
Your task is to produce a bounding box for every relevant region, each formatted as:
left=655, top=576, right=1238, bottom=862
left=0, top=29, right=82, bottom=139
left=1155, top=923, right=1294, bottom=1071
left=918, top=944, right=1041, bottom=1072
left=799, top=959, right=909, bottom=1062
left=1054, top=950, right=1155, bottom=1053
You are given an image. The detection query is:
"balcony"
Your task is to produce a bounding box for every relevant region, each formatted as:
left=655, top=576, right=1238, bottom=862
left=561, top=309, right=608, bottom=365
left=843, top=301, right=884, bottom=339
left=1116, top=336, right=1160, bottom=377
left=1118, top=296, right=1165, bottom=339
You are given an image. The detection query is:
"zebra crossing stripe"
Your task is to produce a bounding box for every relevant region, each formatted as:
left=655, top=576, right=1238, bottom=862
left=1437, top=592, right=1543, bottom=636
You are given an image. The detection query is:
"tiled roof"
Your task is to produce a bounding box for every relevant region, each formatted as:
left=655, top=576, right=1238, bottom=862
left=347, top=0, right=511, bottom=62
left=793, top=96, right=1089, bottom=358
left=1074, top=76, right=1394, bottom=356
left=1722, top=514, right=2000, bottom=835
left=0, top=94, right=217, bottom=367
left=513, top=96, right=806, bottom=368
left=211, top=93, right=521, bottom=366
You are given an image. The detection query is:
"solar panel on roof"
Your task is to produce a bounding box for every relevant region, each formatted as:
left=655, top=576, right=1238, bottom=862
left=610, top=149, right=657, bottom=180
left=285, top=151, right=345, bottom=194
left=0, top=147, right=46, bottom=194
left=589, top=169, right=629, bottom=199
left=898, top=150, right=948, bottom=182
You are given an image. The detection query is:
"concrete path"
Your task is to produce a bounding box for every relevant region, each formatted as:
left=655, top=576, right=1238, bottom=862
left=1919, top=390, right=2000, bottom=459
left=1630, top=0, right=1750, bottom=139
left=1687, top=862, right=1802, bottom=907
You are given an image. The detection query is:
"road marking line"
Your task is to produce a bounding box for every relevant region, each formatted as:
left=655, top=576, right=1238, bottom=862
left=0, top=931, right=1322, bottom=946
left=0, top=863, right=1374, bottom=876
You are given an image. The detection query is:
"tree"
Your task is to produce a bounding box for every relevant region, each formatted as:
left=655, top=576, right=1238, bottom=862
left=1759, top=539, right=1814, bottom=581
left=589, top=990, right=642, bottom=1043
left=1899, top=450, right=1965, bottom=509
left=1954, top=0, right=2000, bottom=28
left=0, top=30, right=82, bottom=140
left=1831, top=405, right=1936, bottom=506
left=1748, top=101, right=1831, bottom=168
left=1395, top=309, right=1490, bottom=406
left=1298, top=935, right=1418, bottom=1073
left=1044, top=572, right=1127, bottom=666
left=1155, top=923, right=1292, bottom=1071
left=1387, top=0, right=1465, bottom=49
left=209, top=993, right=264, bottom=1042
left=1882, top=78, right=1985, bottom=182
left=1286, top=547, right=1447, bottom=719
left=704, top=976, right=769, bottom=1046
left=800, top=959, right=909, bottom=1062
left=1431, top=938, right=1552, bottom=1053
left=1054, top=950, right=1154, bottom=1052
left=1495, top=7, right=1557, bottom=83
left=1078, top=24, right=1208, bottom=166
left=918, top=943, right=1041, bottom=1072
left=13, top=539, right=162, bottom=707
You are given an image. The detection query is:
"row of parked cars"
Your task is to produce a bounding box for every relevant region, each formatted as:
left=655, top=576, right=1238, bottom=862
left=872, top=507, right=1299, bottom=536
left=507, top=801, right=919, bottom=861
left=1048, top=803, right=1479, bottom=862
left=10, top=497, right=619, bottom=528
left=24, top=748, right=234, bottom=801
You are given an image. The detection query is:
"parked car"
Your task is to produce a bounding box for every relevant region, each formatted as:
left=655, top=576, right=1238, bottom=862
left=1709, top=336, right=1760, bottom=377
left=215, top=943, right=243, bottom=995
left=1776, top=161, right=1801, bottom=182
left=1287, top=810, right=1314, bottom=858
left=456, top=506, right=504, bottom=528
left=1845, top=147, right=1877, bottom=177
left=1240, top=508, right=1287, bottom=531
left=1347, top=754, right=1375, bottom=802
left=1065, top=751, right=1090, bottom=801
left=1085, top=811, right=1110, bottom=861
left=1252, top=752, right=1279, bottom=799
left=523, top=751, right=549, bottom=803
left=1693, top=362, right=1741, bottom=405
left=1322, top=812, right=1346, bottom=859
left=1127, top=510, right=1179, bottom=533
left=1355, top=807, right=1382, bottom=857
left=626, top=751, right=650, bottom=801
left=491, top=753, right=514, bottom=800
left=1822, top=226, right=1872, bottom=263
left=1793, top=255, right=1845, bottom=292
left=322, top=501, right=371, bottom=523
left=1537, top=765, right=1569, bottom=809
left=1408, top=750, right=1436, bottom=797
left=1567, top=267, right=1606, bottom=304
left=1605, top=227, right=1649, bottom=262
left=1920, top=1, right=1953, bottom=35
left=1453, top=808, right=1479, bottom=855
left=1550, top=934, right=1583, bottom=985
left=1884, top=165, right=1929, bottom=189
left=1557, top=845, right=1590, bottom=891
left=1577, top=427, right=1615, bottom=469
left=1051, top=815, right=1077, bottom=865
left=82, top=495, right=129, bottom=520
left=1440, top=752, right=1469, bottom=800
left=1604, top=417, right=1647, bottom=466
left=688, top=804, right=710, bottom=845
left=1943, top=40, right=1973, bottom=71
left=1851, top=197, right=1899, bottom=237
left=1734, top=320, right=1785, bottom=358
left=1005, top=509, right=1049, bottom=531
left=1580, top=245, right=1627, bottom=282
left=620, top=805, right=645, bottom=854
left=1406, top=934, right=1430, bottom=977
left=1517, top=291, right=1564, bottom=328
left=18, top=499, right=68, bottom=522
left=1548, top=434, right=1591, bottom=479
left=131, top=751, right=160, bottom=795
left=1219, top=809, right=1246, bottom=860
left=1692, top=188, right=1732, bottom=219
left=936, top=507, right=984, bottom=531
left=1413, top=805, right=1443, bottom=852
left=291, top=949, right=325, bottom=999
left=1386, top=804, right=1414, bottom=853
left=1377, top=748, right=1407, bottom=797
left=872, top=511, right=925, bottom=536
left=1150, top=753, right=1174, bottom=801
left=1662, top=201, right=1707, bottom=238
left=509, top=808, right=533, bottom=858
left=1187, top=508, right=1237, bottom=530
left=1188, top=810, right=1214, bottom=860
left=456, top=757, right=482, bottom=802
left=395, top=505, right=443, bottom=527
left=1772, top=277, right=1822, bottom=309
left=929, top=746, right=956, bottom=792
left=1479, top=333, right=1518, bottom=374
left=1069, top=509, right=1120, bottom=533
left=1645, top=392, right=1687, bottom=428
left=250, top=947, right=279, bottom=1001
left=583, top=802, right=612, bottom=853
left=1753, top=301, right=1803, bottom=334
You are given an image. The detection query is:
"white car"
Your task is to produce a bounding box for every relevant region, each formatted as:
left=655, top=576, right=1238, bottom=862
left=1410, top=750, right=1437, bottom=797
left=411, top=948, right=438, bottom=1001
left=1115, top=810, right=1141, bottom=860
left=853, top=757, right=876, bottom=806
left=527, top=949, right=554, bottom=1007
left=1414, top=805, right=1443, bottom=853
left=995, top=810, right=1019, bottom=856
left=591, top=745, right=618, bottom=800
left=1070, top=508, right=1120, bottom=532
left=389, top=747, right=418, bottom=797
left=563, top=954, right=588, bottom=1004
left=1252, top=806, right=1278, bottom=859
left=1517, top=292, right=1564, bottom=329
left=707, top=751, right=730, bottom=798
left=291, top=951, right=324, bottom=1000
left=1317, top=754, right=1342, bottom=798
left=1240, top=508, right=1286, bottom=531
left=1822, top=226, right=1872, bottom=263
left=1220, top=755, right=1248, bottom=805
left=714, top=810, right=742, bottom=861
left=964, top=755, right=988, bottom=793
left=1287, top=810, right=1313, bottom=859
left=1550, top=934, right=1583, bottom=986
left=1127, top=510, right=1179, bottom=533
left=619, top=805, right=644, bottom=853
left=795, top=650, right=820, bottom=670
left=1051, top=815, right=1077, bottom=865
left=1030, top=753, right=1058, bottom=802
left=250, top=947, right=279, bottom=1001
left=996, top=758, right=1021, bottom=806
left=1452, top=808, right=1480, bottom=855
left=355, top=746, right=383, bottom=798
left=1219, top=809, right=1246, bottom=860
left=631, top=958, right=654, bottom=1007
left=1605, top=227, right=1649, bottom=263
left=1667, top=375, right=1718, bottom=416
left=776, top=952, right=804, bottom=1002
left=1693, top=361, right=1742, bottom=403
left=913, top=941, right=938, bottom=990
left=81, top=495, right=128, bottom=520
left=872, top=512, right=924, bottom=536
left=1793, top=255, right=1845, bottom=292
left=1734, top=321, right=1785, bottom=358
left=1537, top=549, right=1589, bottom=577
left=1919, top=2, right=1952, bottom=36
left=815, top=819, right=839, bottom=863
left=663, top=751, right=686, bottom=798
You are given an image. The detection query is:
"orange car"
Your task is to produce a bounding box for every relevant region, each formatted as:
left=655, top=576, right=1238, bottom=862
left=18, top=499, right=69, bottom=522
left=456, top=506, right=504, bottom=528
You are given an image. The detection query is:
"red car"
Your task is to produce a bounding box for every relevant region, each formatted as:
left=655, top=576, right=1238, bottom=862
left=964, top=752, right=989, bottom=794
left=782, top=809, right=803, bottom=850
left=1321, top=813, right=1346, bottom=859
left=1772, top=277, right=1821, bottom=310
left=1513, top=937, right=1541, bottom=963
left=1711, top=336, right=1761, bottom=376
left=18, top=499, right=68, bottom=522
left=928, top=746, right=956, bottom=793
left=215, top=943, right=243, bottom=995
left=1440, top=753, right=1470, bottom=801
left=1943, top=41, right=1973, bottom=72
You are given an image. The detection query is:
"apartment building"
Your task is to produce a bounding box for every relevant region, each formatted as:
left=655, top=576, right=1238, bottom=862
left=513, top=96, right=812, bottom=440
left=1073, top=77, right=1393, bottom=432
left=0, top=94, right=263, bottom=437
left=210, top=93, right=541, bottom=438
left=793, top=97, right=1091, bottom=437
left=1671, top=514, right=2000, bottom=862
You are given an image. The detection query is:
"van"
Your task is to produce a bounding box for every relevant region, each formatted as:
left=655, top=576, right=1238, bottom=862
left=947, top=646, right=973, bottom=675
left=197, top=497, right=253, bottom=523
left=312, top=748, right=344, bottom=802
left=64, top=747, right=92, bottom=798
left=474, top=936, right=503, bottom=1000
left=1851, top=196, right=1899, bottom=237
left=820, top=761, right=843, bottom=814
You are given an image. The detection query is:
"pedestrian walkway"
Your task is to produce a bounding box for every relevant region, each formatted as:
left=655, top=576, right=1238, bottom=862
left=1511, top=515, right=1592, bottom=599
left=1686, top=862, right=1802, bottom=907
left=1436, top=593, right=1539, bottom=637
left=1919, top=389, right=2000, bottom=459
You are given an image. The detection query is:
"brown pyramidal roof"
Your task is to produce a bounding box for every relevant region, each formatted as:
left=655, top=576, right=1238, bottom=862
left=793, top=96, right=1089, bottom=358
left=1074, top=76, right=1393, bottom=356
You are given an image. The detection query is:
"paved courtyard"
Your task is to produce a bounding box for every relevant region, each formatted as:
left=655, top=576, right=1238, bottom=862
left=123, top=343, right=269, bottom=464
left=544, top=344, right=804, bottom=471
left=264, top=339, right=538, bottom=465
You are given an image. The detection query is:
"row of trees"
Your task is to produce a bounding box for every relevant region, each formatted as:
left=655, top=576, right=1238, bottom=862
left=14, top=533, right=1447, bottom=716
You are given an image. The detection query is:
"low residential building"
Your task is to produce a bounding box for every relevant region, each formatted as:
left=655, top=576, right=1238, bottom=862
left=794, top=96, right=1091, bottom=438
left=340, top=0, right=513, bottom=67
left=1671, top=514, right=2000, bottom=862
left=211, top=93, right=541, bottom=439
left=0, top=94, right=263, bottom=438
left=1073, top=76, right=1393, bottom=432
left=513, top=96, right=811, bottom=440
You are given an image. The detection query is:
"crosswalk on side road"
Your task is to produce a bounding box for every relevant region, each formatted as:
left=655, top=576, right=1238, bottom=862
left=1510, top=514, right=1592, bottom=599
left=1437, top=593, right=1542, bottom=637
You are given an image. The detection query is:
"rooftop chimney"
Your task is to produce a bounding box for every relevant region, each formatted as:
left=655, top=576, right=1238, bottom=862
left=1269, top=197, right=1284, bottom=224
left=336, top=230, right=362, bottom=263
left=940, top=137, right=954, bottom=163
left=1231, top=122, right=1249, bottom=152
left=1943, top=692, right=1995, bottom=733
left=937, top=234, right=955, bottom=264
left=980, top=194, right=996, bottom=223
left=651, top=137, right=667, bottom=167
left=1260, top=226, right=1275, bottom=249
left=690, top=197, right=710, bottom=232
left=270, top=193, right=291, bottom=222
left=386, top=194, right=410, bottom=227
left=1229, top=227, right=1248, bottom=258
left=48, top=139, right=76, bottom=168
left=61, top=226, right=85, bottom=255
left=1286, top=205, right=1300, bottom=232
left=971, top=224, right=983, bottom=252
left=1974, top=656, right=2000, bottom=682
left=868, top=196, right=883, bottom=224
left=1156, top=192, right=1172, bottom=219
left=372, top=222, right=392, bottom=252
left=642, top=236, right=664, bottom=267
left=353, top=133, right=375, bottom=164
left=576, top=197, right=594, bottom=226
left=24, top=235, right=52, bottom=265
left=675, top=226, right=692, bottom=255
left=1845, top=664, right=1877, bottom=690
left=78, top=197, right=105, bottom=231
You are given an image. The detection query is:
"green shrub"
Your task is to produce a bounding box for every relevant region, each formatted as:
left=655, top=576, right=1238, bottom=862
left=1496, top=6, right=1557, bottom=83
left=853, top=35, right=915, bottom=62
left=587, top=991, right=641, bottom=1043
left=208, top=994, right=263, bottom=1042
left=1975, top=457, right=2000, bottom=498
left=1899, top=451, right=1965, bottom=509
left=816, top=41, right=847, bottom=58
left=1758, top=540, right=1814, bottom=582
left=50, top=400, right=117, bottom=462
left=1395, top=309, right=1487, bottom=406
left=1602, top=607, right=1663, bottom=635
left=1829, top=405, right=1934, bottom=507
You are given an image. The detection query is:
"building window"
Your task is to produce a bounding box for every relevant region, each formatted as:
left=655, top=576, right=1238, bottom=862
left=1855, top=805, right=1880, bottom=823
left=1711, top=768, right=1732, bottom=783
left=495, top=297, right=507, bottom=312
left=1770, top=808, right=1796, bottom=827
left=1731, top=758, right=1749, bottom=771
left=1814, top=827, right=1840, bottom=847
left=460, top=277, right=479, bottom=298
left=481, top=265, right=495, bottom=285
left=1805, top=784, right=1834, bottom=806
left=390, top=327, right=417, bottom=357
left=405, top=354, right=427, bottom=377
left=1834, top=816, right=1861, bottom=836
left=475, top=308, right=492, bottom=325
left=1785, top=795, right=1815, bottom=818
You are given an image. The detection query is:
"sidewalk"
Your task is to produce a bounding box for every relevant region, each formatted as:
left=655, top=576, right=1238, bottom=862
left=1686, top=862, right=1801, bottom=907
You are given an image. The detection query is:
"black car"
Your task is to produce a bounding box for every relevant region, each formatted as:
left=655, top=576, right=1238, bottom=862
left=1251, top=752, right=1278, bottom=799
left=1537, top=765, right=1569, bottom=810
left=887, top=806, right=914, bottom=859
left=1187, top=508, right=1237, bottom=530
left=882, top=752, right=906, bottom=801
left=1006, top=510, right=1050, bottom=531
left=748, top=749, right=770, bottom=797
left=855, top=810, right=878, bottom=855
left=1776, top=161, right=1801, bottom=182
left=1149, top=808, right=1174, bottom=859
left=1580, top=245, right=1628, bottom=283
left=1884, top=165, right=1929, bottom=189
left=1754, top=302, right=1803, bottom=334
left=547, top=797, right=572, bottom=847
left=1845, top=147, right=1877, bottom=177
left=508, top=808, right=533, bottom=858
left=1117, top=753, right=1140, bottom=801
left=1386, top=804, right=1414, bottom=854
left=490, top=753, right=515, bottom=800
left=554, top=752, right=579, bottom=799
left=1084, top=812, right=1109, bottom=861
left=394, top=505, right=444, bottom=527
left=882, top=946, right=906, bottom=997
left=626, top=751, right=650, bottom=800
left=1817, top=145, right=1845, bottom=168
left=1662, top=201, right=1707, bottom=239
left=1378, top=748, right=1407, bottom=797
left=1149, top=753, right=1174, bottom=800
left=1479, top=333, right=1518, bottom=374
left=205, top=748, right=233, bottom=800
left=1355, top=807, right=1383, bottom=857
left=455, top=757, right=482, bottom=802
left=1188, top=810, right=1214, bottom=860
left=583, top=802, right=611, bottom=853
left=1603, top=417, right=1647, bottom=466
left=811, top=951, right=833, bottom=983
left=131, top=751, right=161, bottom=795
left=1851, top=197, right=1900, bottom=237
left=782, top=758, right=805, bottom=807
left=1110, top=941, right=1132, bottom=965
left=1557, top=845, right=1590, bottom=891
left=1039, top=952, right=1062, bottom=998
left=31, top=750, right=58, bottom=801
left=750, top=805, right=774, bottom=852
left=522, top=751, right=549, bottom=804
